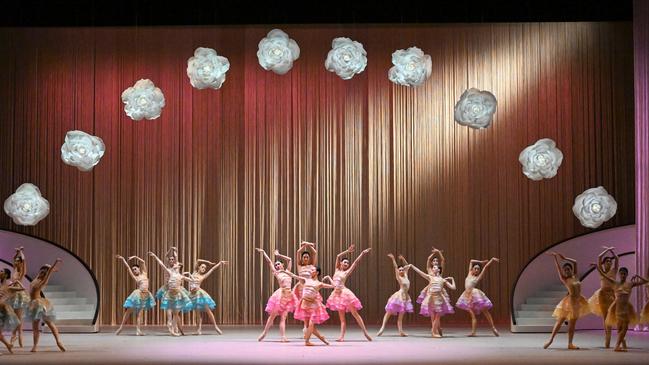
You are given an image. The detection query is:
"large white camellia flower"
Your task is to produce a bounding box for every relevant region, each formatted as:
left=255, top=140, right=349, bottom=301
left=121, top=79, right=165, bottom=121
left=454, top=88, right=498, bottom=129
left=60, top=130, right=106, bottom=172
left=388, top=47, right=432, bottom=87
left=325, top=37, right=367, bottom=80
left=257, top=29, right=300, bottom=75
left=187, top=47, right=230, bottom=90
left=4, top=183, right=50, bottom=226
left=572, top=186, right=617, bottom=228
left=518, top=138, right=563, bottom=181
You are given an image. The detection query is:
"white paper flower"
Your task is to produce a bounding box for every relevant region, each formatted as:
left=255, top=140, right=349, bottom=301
left=454, top=88, right=498, bottom=129
left=572, top=187, right=617, bottom=228
left=187, top=47, right=230, bottom=90
left=4, top=184, right=50, bottom=226
left=257, top=29, right=300, bottom=75
left=388, top=47, right=432, bottom=87
left=60, top=130, right=106, bottom=172
left=325, top=37, right=367, bottom=80
left=518, top=138, right=563, bottom=181
left=121, top=79, right=165, bottom=121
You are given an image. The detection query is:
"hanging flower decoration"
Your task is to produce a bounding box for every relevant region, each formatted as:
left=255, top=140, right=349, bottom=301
left=257, top=29, right=300, bottom=75
left=388, top=47, right=432, bottom=87
left=121, top=79, right=165, bottom=121
left=454, top=88, right=498, bottom=129
left=60, top=130, right=106, bottom=172
left=187, top=47, right=230, bottom=90
left=325, top=37, right=367, bottom=80
left=3, top=183, right=50, bottom=226
left=518, top=138, right=563, bottom=181
left=572, top=186, right=617, bottom=228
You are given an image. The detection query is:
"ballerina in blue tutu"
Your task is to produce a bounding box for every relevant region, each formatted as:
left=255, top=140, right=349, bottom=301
left=149, top=252, right=193, bottom=336
left=8, top=247, right=29, bottom=348
left=184, top=259, right=228, bottom=335
left=115, top=255, right=155, bottom=336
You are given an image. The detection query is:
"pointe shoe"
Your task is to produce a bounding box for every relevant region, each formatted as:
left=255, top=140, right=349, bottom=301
left=280, top=337, right=290, bottom=343
left=568, top=344, right=579, bottom=350
left=30, top=346, right=37, bottom=352
left=115, top=327, right=124, bottom=336
left=258, top=333, right=266, bottom=342
left=364, top=333, right=373, bottom=341
left=5, top=343, right=13, bottom=354
left=305, top=341, right=315, bottom=346
left=376, top=329, right=384, bottom=337
left=18, top=335, right=23, bottom=348
left=467, top=333, right=476, bottom=337
left=336, top=337, right=345, bottom=342
left=399, top=331, right=408, bottom=337
left=492, top=327, right=500, bottom=337
left=543, top=341, right=552, bottom=349
left=57, top=342, right=66, bottom=352
left=215, top=327, right=223, bottom=335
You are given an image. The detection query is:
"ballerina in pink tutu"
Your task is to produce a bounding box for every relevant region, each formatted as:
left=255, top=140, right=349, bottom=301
left=255, top=248, right=297, bottom=342
left=377, top=254, right=413, bottom=337
left=325, top=244, right=372, bottom=342
left=456, top=257, right=500, bottom=337
left=411, top=260, right=456, bottom=338
left=285, top=267, right=334, bottom=346
left=415, top=247, right=448, bottom=335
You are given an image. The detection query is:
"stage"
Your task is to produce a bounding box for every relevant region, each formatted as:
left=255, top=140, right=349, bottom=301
left=2, top=326, right=648, bottom=365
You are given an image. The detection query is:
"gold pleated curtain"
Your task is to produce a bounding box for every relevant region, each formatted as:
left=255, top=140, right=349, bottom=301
left=0, top=23, right=635, bottom=325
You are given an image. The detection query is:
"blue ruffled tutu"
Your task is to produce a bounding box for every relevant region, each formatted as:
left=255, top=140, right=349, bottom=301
left=155, top=285, right=167, bottom=300
left=9, top=290, right=30, bottom=311
left=189, top=289, right=216, bottom=311
left=0, top=303, right=20, bottom=332
left=26, top=298, right=56, bottom=322
left=123, top=289, right=156, bottom=310
left=160, top=288, right=193, bottom=312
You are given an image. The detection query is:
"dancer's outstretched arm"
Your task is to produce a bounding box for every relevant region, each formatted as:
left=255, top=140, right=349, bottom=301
left=273, top=250, right=292, bottom=272
left=128, top=255, right=147, bottom=274
left=42, top=258, right=62, bottom=286
left=547, top=252, right=568, bottom=282
left=398, top=255, right=409, bottom=266
left=444, top=277, right=456, bottom=290
left=410, top=264, right=430, bottom=281
left=281, top=270, right=305, bottom=283
left=298, top=241, right=318, bottom=265
left=13, top=246, right=26, bottom=279
left=116, top=255, right=137, bottom=280
left=148, top=252, right=171, bottom=273
left=476, top=258, right=499, bottom=282
left=165, top=246, right=178, bottom=261
left=428, top=248, right=445, bottom=272
left=347, top=248, right=371, bottom=275
left=256, top=248, right=277, bottom=273
left=336, top=244, right=355, bottom=269
left=631, top=275, right=649, bottom=288
left=556, top=253, right=578, bottom=277
left=593, top=262, right=616, bottom=284
left=202, top=261, right=228, bottom=279
left=8, top=280, right=26, bottom=292
left=469, top=259, right=488, bottom=274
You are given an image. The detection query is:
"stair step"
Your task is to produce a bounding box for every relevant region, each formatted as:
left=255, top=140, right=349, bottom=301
left=48, top=297, right=88, bottom=305
left=536, top=291, right=567, bottom=297
left=54, top=311, right=94, bottom=320
left=519, top=304, right=557, bottom=311
left=43, top=291, right=77, bottom=298
left=53, top=304, right=95, bottom=311
left=515, top=318, right=559, bottom=326
left=526, top=297, right=559, bottom=304
left=45, top=285, right=66, bottom=291
left=47, top=319, right=94, bottom=326
left=517, top=310, right=554, bottom=318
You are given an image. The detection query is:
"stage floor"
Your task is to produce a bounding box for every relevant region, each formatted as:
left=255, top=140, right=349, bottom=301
left=2, top=326, right=648, bottom=364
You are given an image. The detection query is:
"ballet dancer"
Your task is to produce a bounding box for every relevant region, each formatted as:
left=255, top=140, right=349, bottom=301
left=456, top=257, right=500, bottom=337
left=416, top=247, right=447, bottom=335
left=294, top=241, right=319, bottom=331
left=27, top=258, right=65, bottom=352
left=588, top=246, right=619, bottom=347
left=377, top=254, right=413, bottom=337
left=325, top=244, right=372, bottom=342
left=594, top=263, right=648, bottom=352
left=149, top=252, right=193, bottom=336
left=154, top=247, right=179, bottom=329
left=1, top=268, right=23, bottom=354
left=8, top=247, right=29, bottom=348
left=285, top=267, right=333, bottom=346
left=115, top=255, right=155, bottom=336
left=640, top=267, right=649, bottom=331
left=255, top=248, right=297, bottom=342
left=184, top=259, right=227, bottom=335
left=544, top=252, right=590, bottom=350
left=411, top=259, right=456, bottom=338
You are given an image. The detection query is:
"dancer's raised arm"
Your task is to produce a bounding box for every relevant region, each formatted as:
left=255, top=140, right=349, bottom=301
left=336, top=244, right=355, bottom=269
left=297, top=241, right=317, bottom=265
left=41, top=258, right=62, bottom=286
left=410, top=264, right=430, bottom=280
left=557, top=253, right=578, bottom=276
left=347, top=248, right=371, bottom=275
left=593, top=262, right=616, bottom=284
left=273, top=250, right=292, bottom=271
left=444, top=277, right=456, bottom=290
left=631, top=275, right=649, bottom=288
left=116, top=255, right=137, bottom=280
left=128, top=255, right=147, bottom=274
left=256, top=248, right=276, bottom=272
left=547, top=252, right=568, bottom=281
left=476, top=258, right=499, bottom=282
left=148, top=252, right=170, bottom=272
left=13, top=246, right=26, bottom=279
left=469, top=259, right=488, bottom=274
left=398, top=254, right=409, bottom=266
left=281, top=270, right=305, bottom=283
left=429, top=247, right=445, bottom=269
left=202, top=261, right=228, bottom=279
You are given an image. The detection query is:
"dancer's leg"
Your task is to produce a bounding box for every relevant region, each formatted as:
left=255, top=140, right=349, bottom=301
left=115, top=308, right=133, bottom=335
left=377, top=312, right=391, bottom=336
left=135, top=310, right=144, bottom=336
left=11, top=308, right=23, bottom=347
left=258, top=312, right=278, bottom=341
left=483, top=310, right=499, bottom=336
left=614, top=322, right=629, bottom=352
left=311, top=326, right=330, bottom=345
left=350, top=308, right=372, bottom=341
left=0, top=333, right=13, bottom=354
left=203, top=306, right=222, bottom=334
left=30, top=320, right=40, bottom=352
left=44, top=320, right=65, bottom=352
left=544, top=317, right=565, bottom=349
left=336, top=310, right=347, bottom=342
left=397, top=312, right=407, bottom=336
left=468, top=310, right=477, bottom=336
left=279, top=312, right=289, bottom=342
left=567, top=319, right=579, bottom=350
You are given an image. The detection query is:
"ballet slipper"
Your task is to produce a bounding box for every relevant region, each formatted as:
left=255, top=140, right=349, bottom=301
left=568, top=344, right=579, bottom=350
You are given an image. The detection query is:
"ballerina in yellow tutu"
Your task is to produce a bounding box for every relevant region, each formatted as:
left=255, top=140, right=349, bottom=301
left=588, top=246, right=618, bottom=347
left=594, top=264, right=648, bottom=352
left=544, top=252, right=590, bottom=350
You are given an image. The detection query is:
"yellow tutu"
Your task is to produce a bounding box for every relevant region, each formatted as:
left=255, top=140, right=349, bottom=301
left=639, top=302, right=649, bottom=324
left=587, top=288, right=615, bottom=318
left=552, top=295, right=590, bottom=320
left=605, top=301, right=638, bottom=327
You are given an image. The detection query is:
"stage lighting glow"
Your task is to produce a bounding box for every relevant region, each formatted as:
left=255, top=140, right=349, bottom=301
left=3, top=183, right=50, bottom=226
left=257, top=29, right=300, bottom=75
left=325, top=37, right=367, bottom=80
left=187, top=47, right=230, bottom=90
left=454, top=88, right=497, bottom=129
left=388, top=47, right=432, bottom=87
left=61, top=130, right=106, bottom=172
left=572, top=186, right=617, bottom=228
left=121, top=79, right=165, bottom=121
left=518, top=138, right=563, bottom=181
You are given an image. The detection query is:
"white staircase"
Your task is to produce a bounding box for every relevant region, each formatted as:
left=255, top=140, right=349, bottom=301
left=513, top=284, right=567, bottom=332
left=41, top=284, right=97, bottom=333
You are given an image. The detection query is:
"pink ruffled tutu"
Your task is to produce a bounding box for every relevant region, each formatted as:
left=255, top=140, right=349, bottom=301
left=293, top=283, right=323, bottom=303
left=293, top=298, right=330, bottom=324
left=416, top=287, right=427, bottom=304
left=385, top=291, right=414, bottom=315
left=326, top=288, right=363, bottom=312
left=420, top=292, right=454, bottom=317
left=456, top=288, right=493, bottom=314
left=265, top=288, right=298, bottom=314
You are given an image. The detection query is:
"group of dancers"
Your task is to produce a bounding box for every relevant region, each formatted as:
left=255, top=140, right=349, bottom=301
left=543, top=247, right=649, bottom=352
left=255, top=242, right=500, bottom=346
left=0, top=247, right=65, bottom=354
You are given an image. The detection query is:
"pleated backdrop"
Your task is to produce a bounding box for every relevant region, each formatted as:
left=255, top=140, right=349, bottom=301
left=0, top=23, right=635, bottom=325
